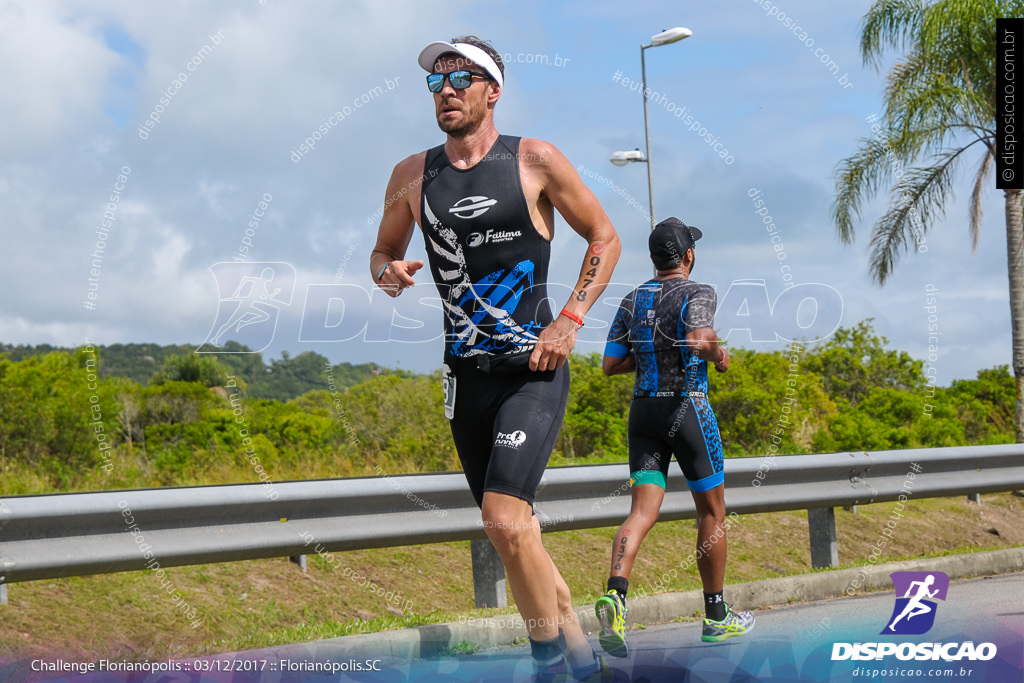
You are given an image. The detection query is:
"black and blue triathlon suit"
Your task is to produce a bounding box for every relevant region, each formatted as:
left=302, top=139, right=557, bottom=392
left=605, top=278, right=725, bottom=492
left=420, top=134, right=569, bottom=507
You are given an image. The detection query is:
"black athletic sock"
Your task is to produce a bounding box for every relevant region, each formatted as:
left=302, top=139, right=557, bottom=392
left=704, top=591, right=726, bottom=621
left=607, top=576, right=629, bottom=602
left=529, top=629, right=567, bottom=668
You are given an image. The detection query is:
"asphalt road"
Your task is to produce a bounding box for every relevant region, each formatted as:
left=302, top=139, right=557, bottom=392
left=586, top=572, right=1024, bottom=682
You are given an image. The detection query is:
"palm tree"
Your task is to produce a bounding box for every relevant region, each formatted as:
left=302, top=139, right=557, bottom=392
left=833, top=0, right=1024, bottom=441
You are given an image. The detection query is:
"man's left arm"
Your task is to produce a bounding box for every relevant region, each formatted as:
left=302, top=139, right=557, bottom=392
left=522, top=139, right=621, bottom=371
left=684, top=284, right=729, bottom=373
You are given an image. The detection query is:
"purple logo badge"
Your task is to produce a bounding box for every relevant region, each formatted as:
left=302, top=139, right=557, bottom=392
left=881, top=571, right=949, bottom=635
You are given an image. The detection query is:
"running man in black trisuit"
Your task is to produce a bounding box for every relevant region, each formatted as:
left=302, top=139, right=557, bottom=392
left=370, top=37, right=620, bottom=681
left=595, top=218, right=754, bottom=655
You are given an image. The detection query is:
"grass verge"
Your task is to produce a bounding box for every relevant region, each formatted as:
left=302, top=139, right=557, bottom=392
left=1, top=492, right=1021, bottom=663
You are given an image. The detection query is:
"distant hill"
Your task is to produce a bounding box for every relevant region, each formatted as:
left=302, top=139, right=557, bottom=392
left=0, top=341, right=394, bottom=401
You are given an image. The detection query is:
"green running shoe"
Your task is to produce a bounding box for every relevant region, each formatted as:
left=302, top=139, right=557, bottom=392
left=701, top=604, right=755, bottom=642
left=595, top=591, right=628, bottom=658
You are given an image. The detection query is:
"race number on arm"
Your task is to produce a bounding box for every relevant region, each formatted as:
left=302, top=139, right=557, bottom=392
left=519, top=138, right=621, bottom=371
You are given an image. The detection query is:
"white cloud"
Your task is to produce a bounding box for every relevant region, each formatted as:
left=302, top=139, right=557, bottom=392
left=0, top=1, right=122, bottom=158
left=0, top=0, right=1011, bottom=386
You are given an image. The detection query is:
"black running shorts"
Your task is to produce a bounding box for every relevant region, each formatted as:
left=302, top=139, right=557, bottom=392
left=628, top=394, right=724, bottom=492
left=448, top=360, right=570, bottom=507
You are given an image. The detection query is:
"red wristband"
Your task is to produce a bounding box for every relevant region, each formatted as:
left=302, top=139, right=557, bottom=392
left=560, top=309, right=585, bottom=328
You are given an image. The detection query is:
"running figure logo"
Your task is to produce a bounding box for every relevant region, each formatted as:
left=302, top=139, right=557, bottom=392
left=199, top=262, right=296, bottom=353
left=495, top=430, right=527, bottom=449
left=881, top=571, right=950, bottom=635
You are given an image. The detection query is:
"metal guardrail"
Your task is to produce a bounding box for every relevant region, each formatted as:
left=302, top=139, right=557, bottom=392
left=2, top=444, right=1023, bottom=606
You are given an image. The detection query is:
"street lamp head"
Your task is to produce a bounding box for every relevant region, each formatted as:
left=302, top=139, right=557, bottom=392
left=650, top=27, right=693, bottom=46
left=610, top=149, right=646, bottom=166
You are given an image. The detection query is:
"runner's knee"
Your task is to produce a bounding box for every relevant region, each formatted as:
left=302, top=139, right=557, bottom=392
left=693, top=489, right=727, bottom=524
left=698, top=506, right=726, bottom=526
left=481, top=513, right=535, bottom=552
left=627, top=509, right=659, bottom=531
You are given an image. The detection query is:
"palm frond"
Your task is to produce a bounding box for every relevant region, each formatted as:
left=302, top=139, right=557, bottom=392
left=833, top=137, right=906, bottom=244
left=838, top=0, right=1012, bottom=277
left=833, top=118, right=963, bottom=244
left=969, top=148, right=994, bottom=251
left=884, top=49, right=992, bottom=151
left=918, top=0, right=1003, bottom=95
left=869, top=145, right=971, bottom=283
left=860, top=0, right=924, bottom=69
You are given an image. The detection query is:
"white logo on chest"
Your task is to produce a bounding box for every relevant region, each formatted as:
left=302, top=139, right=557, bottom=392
left=450, top=196, right=497, bottom=219
left=466, top=229, right=522, bottom=247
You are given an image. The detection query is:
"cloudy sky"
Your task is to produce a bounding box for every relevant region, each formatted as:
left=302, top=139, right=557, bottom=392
left=0, top=0, right=1007, bottom=385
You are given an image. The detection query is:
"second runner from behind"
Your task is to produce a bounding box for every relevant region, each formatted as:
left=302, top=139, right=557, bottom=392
left=595, top=218, right=754, bottom=656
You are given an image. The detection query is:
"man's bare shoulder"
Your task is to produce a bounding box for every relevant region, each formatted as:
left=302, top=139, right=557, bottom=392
left=391, top=151, right=429, bottom=183
left=518, top=137, right=563, bottom=167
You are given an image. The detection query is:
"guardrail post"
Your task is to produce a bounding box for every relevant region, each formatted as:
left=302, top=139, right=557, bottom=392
left=0, top=580, right=7, bottom=605
left=967, top=493, right=981, bottom=504
left=807, top=507, right=838, bottom=569
left=289, top=555, right=307, bottom=572
left=471, top=538, right=506, bottom=608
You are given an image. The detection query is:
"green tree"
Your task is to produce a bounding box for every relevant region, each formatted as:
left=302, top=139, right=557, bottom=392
left=342, top=372, right=457, bottom=472
left=150, top=353, right=235, bottom=389
left=100, top=342, right=192, bottom=384
left=0, top=348, right=119, bottom=483
left=832, top=0, right=1024, bottom=439
left=801, top=320, right=925, bottom=407
left=108, top=375, right=144, bottom=454
left=140, top=381, right=223, bottom=482
left=814, top=385, right=965, bottom=452
left=249, top=350, right=329, bottom=400
left=946, top=365, right=1015, bottom=442
left=558, top=352, right=632, bottom=461
left=711, top=343, right=839, bottom=457
left=213, top=342, right=266, bottom=388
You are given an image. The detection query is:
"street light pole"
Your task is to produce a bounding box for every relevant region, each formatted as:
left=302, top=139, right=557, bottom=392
left=641, top=43, right=656, bottom=231
left=611, top=28, right=691, bottom=233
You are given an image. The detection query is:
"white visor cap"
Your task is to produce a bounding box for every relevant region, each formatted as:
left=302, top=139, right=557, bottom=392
left=418, top=41, right=503, bottom=89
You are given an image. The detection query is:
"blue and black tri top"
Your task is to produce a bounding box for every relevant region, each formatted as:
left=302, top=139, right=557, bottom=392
left=605, top=278, right=718, bottom=397
left=420, top=135, right=553, bottom=361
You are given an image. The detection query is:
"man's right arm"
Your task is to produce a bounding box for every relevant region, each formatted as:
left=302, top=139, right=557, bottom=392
left=370, top=154, right=425, bottom=297
left=603, top=353, right=635, bottom=376
left=603, top=293, right=635, bottom=376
